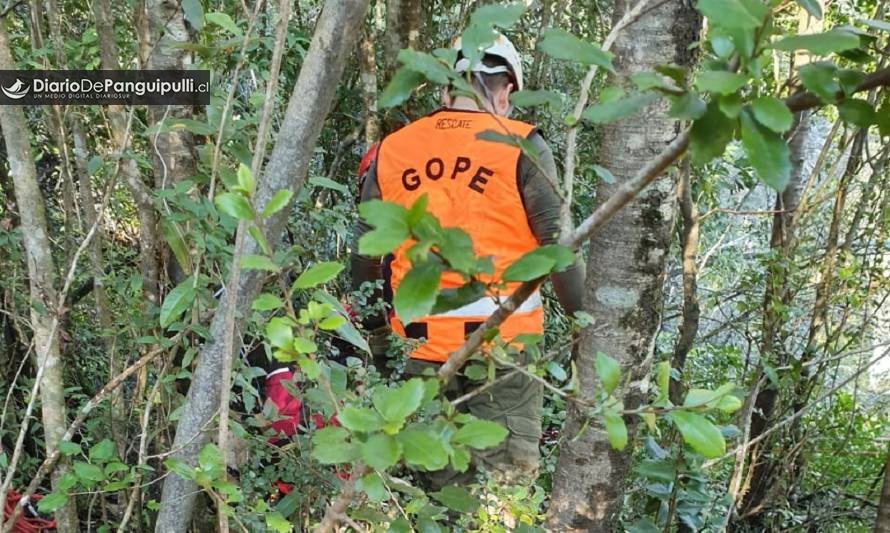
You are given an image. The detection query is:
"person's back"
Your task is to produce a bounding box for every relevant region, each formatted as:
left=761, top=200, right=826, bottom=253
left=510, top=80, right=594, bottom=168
left=374, top=109, right=545, bottom=362
left=352, top=33, right=584, bottom=486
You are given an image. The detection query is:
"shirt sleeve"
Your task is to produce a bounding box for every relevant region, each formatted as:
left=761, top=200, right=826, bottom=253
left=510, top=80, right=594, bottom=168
left=350, top=162, right=388, bottom=330
left=518, top=131, right=585, bottom=316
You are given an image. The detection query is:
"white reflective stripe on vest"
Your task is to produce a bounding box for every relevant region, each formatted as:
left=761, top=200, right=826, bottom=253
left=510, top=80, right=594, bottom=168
left=434, top=291, right=543, bottom=318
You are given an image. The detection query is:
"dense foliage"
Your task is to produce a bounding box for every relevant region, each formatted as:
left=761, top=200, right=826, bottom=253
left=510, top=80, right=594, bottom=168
left=0, top=0, right=888, bottom=531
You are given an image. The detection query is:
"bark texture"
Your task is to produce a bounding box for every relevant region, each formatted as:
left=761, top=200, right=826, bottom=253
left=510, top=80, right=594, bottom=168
left=154, top=1, right=370, bottom=530
left=545, top=2, right=701, bottom=530
left=95, top=0, right=163, bottom=306
left=0, top=20, right=79, bottom=533
left=877, top=450, right=890, bottom=533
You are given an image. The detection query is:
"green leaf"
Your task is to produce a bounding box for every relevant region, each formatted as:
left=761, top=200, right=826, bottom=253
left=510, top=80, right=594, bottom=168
left=694, top=70, right=747, bottom=95
left=603, top=408, right=628, bottom=451
left=772, top=29, right=861, bottom=56
left=452, top=419, right=508, bottom=450
left=182, top=0, right=204, bottom=31
left=236, top=163, right=254, bottom=193
left=313, top=290, right=371, bottom=354
left=860, top=18, right=890, bottom=32
left=476, top=130, right=541, bottom=163
left=596, top=351, right=621, bottom=395
left=89, top=439, right=115, bottom=463
left=797, top=0, right=822, bottom=20
left=583, top=92, right=658, bottom=124
left=37, top=492, right=68, bottom=514
left=696, top=0, right=763, bottom=28
left=59, top=441, right=81, bottom=456
left=397, top=429, right=449, bottom=470
left=164, top=457, right=195, bottom=481
left=214, top=192, right=254, bottom=220
left=394, top=262, right=442, bottom=324
left=252, top=293, right=283, bottom=311
left=262, top=189, right=294, bottom=218
left=799, top=62, right=840, bottom=103
left=205, top=12, right=242, bottom=36
left=837, top=69, right=866, bottom=96
left=265, top=317, right=293, bottom=349
left=293, top=337, right=317, bottom=354
left=360, top=472, right=387, bottom=502
left=311, top=427, right=359, bottom=464
left=198, top=443, right=224, bottom=476
left=750, top=96, right=793, bottom=132
left=318, top=314, right=346, bottom=330
left=265, top=511, right=294, bottom=533
left=161, top=218, right=192, bottom=276
left=431, top=486, right=480, bottom=513
left=634, top=459, right=677, bottom=482
left=159, top=280, right=196, bottom=328
left=538, top=28, right=614, bottom=72
left=241, top=254, right=280, bottom=272
left=361, top=433, right=402, bottom=470
left=398, top=49, right=452, bottom=84
left=469, top=2, right=525, bottom=28
left=358, top=200, right=410, bottom=256
left=740, top=110, right=791, bottom=191
left=718, top=93, right=743, bottom=118
left=671, top=411, right=726, bottom=458
left=380, top=68, right=425, bottom=109
left=503, top=250, right=556, bottom=282
left=339, top=406, right=384, bottom=433
left=837, top=98, right=875, bottom=126
left=669, top=92, right=707, bottom=120
left=509, top=89, right=563, bottom=109
left=309, top=175, right=349, bottom=195
left=546, top=361, right=568, bottom=381
left=795, top=0, right=822, bottom=19
left=87, top=155, right=103, bottom=175
left=592, top=164, right=616, bottom=184
left=503, top=245, right=575, bottom=281
left=877, top=100, right=890, bottom=137
left=74, top=461, right=105, bottom=484
left=292, top=261, right=344, bottom=290
left=436, top=228, right=477, bottom=274
left=373, top=378, right=425, bottom=424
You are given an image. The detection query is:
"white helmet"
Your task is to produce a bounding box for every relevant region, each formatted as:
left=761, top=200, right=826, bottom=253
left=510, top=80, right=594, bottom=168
left=452, top=33, right=523, bottom=92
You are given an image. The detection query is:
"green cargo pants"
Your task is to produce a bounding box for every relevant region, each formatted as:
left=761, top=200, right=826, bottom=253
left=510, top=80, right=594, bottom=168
left=404, top=357, right=543, bottom=489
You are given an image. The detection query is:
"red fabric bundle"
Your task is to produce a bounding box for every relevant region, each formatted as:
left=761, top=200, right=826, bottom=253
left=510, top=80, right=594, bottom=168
left=3, top=490, right=56, bottom=533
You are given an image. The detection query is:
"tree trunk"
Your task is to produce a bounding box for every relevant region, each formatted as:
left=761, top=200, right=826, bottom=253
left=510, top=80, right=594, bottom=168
left=154, top=1, right=369, bottom=530
left=877, top=450, right=890, bottom=533
left=0, top=20, right=79, bottom=533
left=545, top=2, right=701, bottom=531
left=144, top=0, right=197, bottom=287
left=93, top=0, right=163, bottom=308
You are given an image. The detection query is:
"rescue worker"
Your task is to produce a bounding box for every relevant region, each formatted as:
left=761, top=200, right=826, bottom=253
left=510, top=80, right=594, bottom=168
left=351, top=33, right=583, bottom=486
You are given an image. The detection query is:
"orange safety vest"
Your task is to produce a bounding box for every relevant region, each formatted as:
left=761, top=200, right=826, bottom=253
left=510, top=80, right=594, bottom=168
left=376, top=109, right=545, bottom=363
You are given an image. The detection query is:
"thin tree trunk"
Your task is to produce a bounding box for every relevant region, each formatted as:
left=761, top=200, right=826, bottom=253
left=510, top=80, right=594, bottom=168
left=360, top=27, right=381, bottom=146
left=545, top=1, right=701, bottom=530
left=154, top=1, right=370, bottom=530
left=144, top=0, right=197, bottom=287
left=735, top=109, right=821, bottom=523
left=71, top=119, right=124, bottom=456
left=877, top=449, right=890, bottom=533
left=670, top=160, right=700, bottom=405
left=93, top=0, right=163, bottom=308
left=733, top=9, right=828, bottom=519
left=0, top=19, right=79, bottom=533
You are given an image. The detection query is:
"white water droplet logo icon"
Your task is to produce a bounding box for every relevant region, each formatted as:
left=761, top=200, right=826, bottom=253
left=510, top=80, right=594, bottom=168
left=2, top=79, right=29, bottom=99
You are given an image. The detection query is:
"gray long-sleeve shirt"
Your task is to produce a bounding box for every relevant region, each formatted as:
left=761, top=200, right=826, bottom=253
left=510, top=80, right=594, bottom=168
left=352, top=124, right=584, bottom=329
